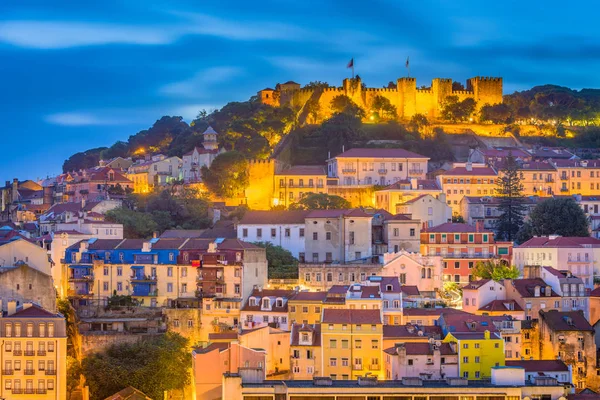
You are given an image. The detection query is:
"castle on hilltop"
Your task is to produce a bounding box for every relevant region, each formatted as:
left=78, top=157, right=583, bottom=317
left=258, top=76, right=502, bottom=122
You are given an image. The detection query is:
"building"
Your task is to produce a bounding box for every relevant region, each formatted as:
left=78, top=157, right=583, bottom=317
left=382, top=323, right=444, bottom=350
left=298, top=263, right=382, bottom=291
left=240, top=289, right=295, bottom=331
left=421, top=222, right=513, bottom=284
left=401, top=308, right=470, bottom=326
left=238, top=326, right=290, bottom=376
left=274, top=165, right=327, bottom=208
left=182, top=126, right=222, bottom=183
left=374, top=178, right=444, bottom=213
left=327, top=148, right=429, bottom=186
left=0, top=238, right=52, bottom=276
left=320, top=308, right=384, bottom=380
left=552, top=159, right=600, bottom=196
left=127, top=155, right=182, bottom=193
left=0, top=264, right=57, bottom=313
left=394, top=193, right=452, bottom=229
left=376, top=212, right=422, bottom=254
left=39, top=199, right=122, bottom=234
left=504, top=278, right=561, bottom=321
left=0, top=302, right=67, bottom=399
left=103, top=386, right=152, bottom=400
left=0, top=179, right=48, bottom=223
left=380, top=251, right=443, bottom=297
left=514, top=161, right=558, bottom=197
left=192, top=342, right=266, bottom=400
left=536, top=266, right=590, bottom=320
left=223, top=367, right=567, bottom=400
left=462, top=279, right=508, bottom=314
left=290, top=323, right=321, bottom=379
left=288, top=292, right=328, bottom=325
left=469, top=147, right=531, bottom=165
left=513, top=236, right=600, bottom=288
left=258, top=76, right=503, bottom=120
left=59, top=167, right=133, bottom=203
left=505, top=359, right=573, bottom=386
left=384, top=340, right=458, bottom=380
left=538, top=310, right=599, bottom=391
left=460, top=195, right=539, bottom=230
left=437, top=163, right=498, bottom=215
left=443, top=329, right=504, bottom=380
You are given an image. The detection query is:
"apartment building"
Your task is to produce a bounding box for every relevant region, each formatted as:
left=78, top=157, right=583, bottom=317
left=240, top=289, right=295, bottom=331
left=289, top=323, right=321, bottom=380
left=327, top=148, right=429, bottom=186
left=181, top=126, right=222, bottom=183
left=274, top=165, right=327, bottom=208
left=460, top=196, right=538, bottom=230
left=420, top=222, right=513, bottom=284
left=553, top=159, right=600, bottom=196
left=394, top=194, right=452, bottom=229
left=0, top=302, right=67, bottom=399
left=442, top=328, right=505, bottom=380
left=380, top=251, right=443, bottom=297
left=288, top=292, right=328, bottom=325
left=320, top=309, right=384, bottom=380
left=127, top=155, right=182, bottom=193
left=437, top=163, right=498, bottom=215
left=374, top=178, right=443, bottom=213
left=384, top=341, right=458, bottom=380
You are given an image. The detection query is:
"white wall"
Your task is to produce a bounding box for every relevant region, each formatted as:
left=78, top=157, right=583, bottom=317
left=237, top=223, right=305, bottom=258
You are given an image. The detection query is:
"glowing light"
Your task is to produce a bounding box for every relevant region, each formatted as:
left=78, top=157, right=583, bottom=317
left=273, top=198, right=279, bottom=206
left=469, top=117, right=473, bottom=122
left=369, top=115, right=375, bottom=121
left=135, top=148, right=146, bottom=155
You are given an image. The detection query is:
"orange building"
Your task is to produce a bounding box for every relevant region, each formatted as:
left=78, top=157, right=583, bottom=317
left=437, top=163, right=498, bottom=216
left=420, top=221, right=513, bottom=284
left=553, top=159, right=600, bottom=195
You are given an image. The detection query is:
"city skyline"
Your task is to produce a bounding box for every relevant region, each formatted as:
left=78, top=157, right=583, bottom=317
left=2, top=0, right=600, bottom=181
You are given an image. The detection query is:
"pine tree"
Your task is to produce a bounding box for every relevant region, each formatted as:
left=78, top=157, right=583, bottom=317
left=495, top=153, right=527, bottom=241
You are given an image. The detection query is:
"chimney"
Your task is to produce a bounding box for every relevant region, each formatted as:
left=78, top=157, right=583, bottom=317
left=466, top=162, right=473, bottom=172
left=208, top=242, right=218, bottom=253
left=484, top=330, right=490, bottom=340
left=23, top=302, right=33, bottom=310
left=152, top=231, right=159, bottom=239
left=476, top=220, right=484, bottom=232
left=11, top=178, right=18, bottom=202
left=81, top=198, right=86, bottom=210
left=7, top=300, right=17, bottom=316
left=410, top=178, right=418, bottom=190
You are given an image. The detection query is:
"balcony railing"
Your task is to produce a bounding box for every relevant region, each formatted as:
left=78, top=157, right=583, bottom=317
left=25, top=389, right=35, bottom=394
left=560, top=187, right=569, bottom=192
left=68, top=274, right=94, bottom=282
left=342, top=169, right=356, bottom=174
left=67, top=289, right=94, bottom=297
left=2, top=370, right=13, bottom=375
left=545, top=178, right=555, bottom=183
left=45, top=369, right=56, bottom=375
left=369, top=364, right=380, bottom=370
left=37, top=350, right=46, bottom=356
left=439, top=253, right=492, bottom=259
left=11, top=389, right=23, bottom=394
left=130, top=275, right=157, bottom=282
left=13, top=350, right=22, bottom=356
left=133, top=290, right=158, bottom=297
left=37, top=389, right=47, bottom=394
left=353, top=364, right=363, bottom=371
left=560, top=175, right=568, bottom=180
left=24, top=369, right=35, bottom=375
left=409, top=169, right=424, bottom=176
left=24, top=350, right=35, bottom=356
left=378, top=169, right=388, bottom=174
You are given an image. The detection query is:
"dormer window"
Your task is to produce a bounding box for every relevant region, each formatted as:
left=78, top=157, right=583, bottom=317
left=301, top=333, right=309, bottom=343
left=262, top=298, right=270, bottom=309
left=276, top=299, right=283, bottom=308
left=386, top=285, right=393, bottom=292
left=249, top=298, right=256, bottom=307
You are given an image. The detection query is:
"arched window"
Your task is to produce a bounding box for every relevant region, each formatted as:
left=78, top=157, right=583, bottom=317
left=383, top=300, right=389, bottom=309
left=421, top=269, right=426, bottom=279
left=427, top=268, right=432, bottom=279
left=393, top=300, right=400, bottom=309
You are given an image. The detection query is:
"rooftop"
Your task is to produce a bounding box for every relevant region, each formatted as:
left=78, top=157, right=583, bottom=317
left=478, top=299, right=523, bottom=313
left=383, top=324, right=443, bottom=339
left=505, top=359, right=569, bottom=372
left=290, top=323, right=321, bottom=346
left=332, top=148, right=429, bottom=160
left=321, top=309, right=381, bottom=325
left=425, top=222, right=492, bottom=233
left=239, top=210, right=309, bottom=225
left=510, top=278, right=559, bottom=298
left=539, top=310, right=593, bottom=331
left=518, top=236, right=600, bottom=248
left=384, top=342, right=456, bottom=356
left=441, top=165, right=497, bottom=176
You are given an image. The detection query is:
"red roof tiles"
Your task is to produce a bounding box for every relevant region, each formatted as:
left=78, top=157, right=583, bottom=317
left=333, top=148, right=428, bottom=160
left=425, top=222, right=492, bottom=233
left=321, top=309, right=381, bottom=325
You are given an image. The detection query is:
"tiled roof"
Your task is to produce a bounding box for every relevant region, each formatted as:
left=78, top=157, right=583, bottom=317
left=377, top=276, right=402, bottom=293
left=44, top=201, right=102, bottom=217
left=401, top=285, right=421, bottom=296
left=321, top=309, right=381, bottom=325
left=306, top=209, right=371, bottom=218
left=510, top=278, right=559, bottom=298
left=518, top=236, right=600, bottom=248
left=478, top=300, right=523, bottom=313
left=160, top=229, right=207, bottom=238
left=353, top=285, right=381, bottom=299
left=553, top=159, right=600, bottom=167
left=333, top=148, right=428, bottom=160
left=401, top=194, right=429, bottom=205
left=540, top=310, right=593, bottom=331
left=480, top=147, right=530, bottom=158
left=151, top=238, right=188, bottom=249
left=425, top=222, right=491, bottom=233
left=463, top=279, right=491, bottom=290
left=6, top=303, right=60, bottom=318
left=275, top=165, right=327, bottom=176
left=449, top=332, right=501, bottom=340
left=590, top=287, right=600, bottom=297
left=402, top=308, right=469, bottom=317
left=528, top=147, right=575, bottom=159
left=327, top=285, right=349, bottom=295
left=208, top=332, right=238, bottom=341
left=441, top=166, right=497, bottom=176
left=103, top=386, right=152, bottom=400
left=442, top=314, right=500, bottom=333
left=387, top=213, right=414, bottom=221
left=239, top=210, right=310, bottom=225
left=381, top=179, right=441, bottom=191
left=505, top=359, right=569, bottom=372
left=383, top=324, right=443, bottom=339
left=289, top=292, right=328, bottom=302
left=384, top=342, right=456, bottom=356
left=242, top=289, right=295, bottom=312
left=290, top=323, right=321, bottom=346
left=193, top=342, right=230, bottom=354
left=462, top=196, right=538, bottom=205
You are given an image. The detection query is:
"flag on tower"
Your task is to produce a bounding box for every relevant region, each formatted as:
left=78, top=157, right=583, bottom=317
left=347, top=58, right=354, bottom=68
left=405, top=56, right=410, bottom=78
left=405, top=57, right=409, bottom=68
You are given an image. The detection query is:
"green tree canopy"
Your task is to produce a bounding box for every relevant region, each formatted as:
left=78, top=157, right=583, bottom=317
left=330, top=95, right=366, bottom=119
left=472, top=260, right=520, bottom=281
left=201, top=151, right=249, bottom=198
left=289, top=192, right=351, bottom=210
left=105, top=208, right=158, bottom=238
left=518, top=197, right=589, bottom=241
left=253, top=242, right=298, bottom=279
left=480, top=103, right=512, bottom=124
left=441, top=96, right=477, bottom=122
left=495, top=153, right=527, bottom=241
left=81, top=332, right=191, bottom=400
left=303, top=81, right=330, bottom=90
left=370, top=96, right=397, bottom=121
left=408, top=113, right=429, bottom=133
left=320, top=112, right=363, bottom=154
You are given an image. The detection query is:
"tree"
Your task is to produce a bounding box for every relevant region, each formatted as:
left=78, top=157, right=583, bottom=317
left=105, top=208, right=158, bottom=238
left=304, top=97, right=322, bottom=124
left=441, top=96, right=477, bottom=122
left=408, top=113, right=429, bottom=133
left=495, top=153, right=527, bottom=241
left=370, top=96, right=397, bottom=121
left=521, top=197, right=589, bottom=240
left=330, top=95, right=365, bottom=119
left=320, top=112, right=363, bottom=154
left=253, top=242, right=298, bottom=278
left=289, top=192, right=350, bottom=210
left=452, top=81, right=465, bottom=91
left=303, top=81, right=330, bottom=90
left=81, top=332, right=191, bottom=400
left=480, top=103, right=512, bottom=124
left=472, top=260, right=520, bottom=281
left=201, top=151, right=249, bottom=198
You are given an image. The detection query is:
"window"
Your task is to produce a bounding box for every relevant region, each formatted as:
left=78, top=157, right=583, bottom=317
left=475, top=356, right=480, bottom=363
left=408, top=359, right=414, bottom=366
left=257, top=228, right=262, bottom=238
left=349, top=231, right=355, bottom=244
left=313, top=232, right=318, bottom=240
left=242, top=228, right=248, bottom=237
left=299, top=228, right=305, bottom=237
left=409, top=228, right=415, bottom=236
left=167, top=267, right=173, bottom=277
left=271, top=228, right=276, bottom=238
left=326, top=232, right=331, bottom=240
left=355, top=339, right=362, bottom=349
left=167, top=283, right=173, bottom=293
left=371, top=340, right=378, bottom=349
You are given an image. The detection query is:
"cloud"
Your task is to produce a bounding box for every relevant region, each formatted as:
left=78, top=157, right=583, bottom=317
left=160, top=66, right=243, bottom=97
left=45, top=112, right=139, bottom=126
left=0, top=21, right=176, bottom=49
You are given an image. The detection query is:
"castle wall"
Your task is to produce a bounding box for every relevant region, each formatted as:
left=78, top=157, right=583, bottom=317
left=315, top=87, right=345, bottom=120
left=468, top=77, right=503, bottom=108
left=362, top=88, right=402, bottom=118
left=245, top=159, right=276, bottom=210
left=415, top=89, right=435, bottom=118
left=397, top=78, right=416, bottom=118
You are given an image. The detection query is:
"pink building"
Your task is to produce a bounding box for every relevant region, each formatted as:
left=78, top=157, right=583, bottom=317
left=192, top=342, right=266, bottom=400
left=59, top=167, right=133, bottom=203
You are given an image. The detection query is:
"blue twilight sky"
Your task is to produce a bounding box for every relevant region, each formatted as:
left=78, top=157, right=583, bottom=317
left=1, top=0, right=599, bottom=182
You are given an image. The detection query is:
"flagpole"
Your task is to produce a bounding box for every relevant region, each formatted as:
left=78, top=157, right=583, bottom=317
left=352, top=63, right=355, bottom=79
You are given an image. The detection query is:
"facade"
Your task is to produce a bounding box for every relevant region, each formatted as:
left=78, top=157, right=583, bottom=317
left=59, top=167, right=133, bottom=203
left=513, top=236, right=600, bottom=288
left=0, top=302, right=67, bottom=400
left=375, top=179, right=443, bottom=213
left=382, top=214, right=421, bottom=253
left=460, top=195, right=539, bottom=230
left=394, top=193, right=452, bottom=229
left=504, top=278, right=561, bottom=321
left=258, top=76, right=503, bottom=120
left=384, top=341, right=458, bottom=380
left=327, top=148, right=429, bottom=186
left=288, top=292, right=328, bottom=325
left=127, top=155, right=182, bottom=193
left=420, top=222, right=513, bottom=284
left=240, top=289, right=294, bottom=331
left=289, top=323, right=321, bottom=379
left=553, top=159, right=600, bottom=196
left=505, top=359, right=573, bottom=386
left=462, top=279, right=507, bottom=315
left=181, top=127, right=222, bottom=183
left=513, top=161, right=557, bottom=197
left=437, top=163, right=498, bottom=215
left=0, top=238, right=52, bottom=276
left=443, top=330, right=504, bottom=380
left=0, top=264, right=57, bottom=313
left=274, top=165, right=327, bottom=208
left=320, top=308, right=384, bottom=380
left=39, top=199, right=122, bottom=234
left=380, top=251, right=443, bottom=297
left=298, top=263, right=382, bottom=291
left=469, top=147, right=531, bottom=165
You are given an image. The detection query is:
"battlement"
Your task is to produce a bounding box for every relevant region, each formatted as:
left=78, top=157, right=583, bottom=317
left=471, top=76, right=502, bottom=82
left=452, top=90, right=475, bottom=95
left=248, top=159, right=276, bottom=165
left=435, top=78, right=453, bottom=83
left=416, top=88, right=432, bottom=93
left=364, top=87, right=397, bottom=92
left=397, top=77, right=416, bottom=82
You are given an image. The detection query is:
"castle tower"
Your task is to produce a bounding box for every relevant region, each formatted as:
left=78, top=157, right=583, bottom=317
left=467, top=77, right=503, bottom=108
left=396, top=78, right=417, bottom=118
left=431, top=78, right=453, bottom=118
left=202, top=126, right=219, bottom=151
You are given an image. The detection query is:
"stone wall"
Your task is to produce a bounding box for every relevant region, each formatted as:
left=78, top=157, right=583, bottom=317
left=80, top=332, right=163, bottom=355
left=0, top=264, right=56, bottom=312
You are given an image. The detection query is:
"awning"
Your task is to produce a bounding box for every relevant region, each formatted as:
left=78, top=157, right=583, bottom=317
left=130, top=265, right=144, bottom=269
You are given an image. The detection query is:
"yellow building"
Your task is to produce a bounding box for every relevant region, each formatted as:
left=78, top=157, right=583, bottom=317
left=288, top=292, right=328, bottom=325
left=437, top=163, right=498, bottom=215
left=321, top=309, right=384, bottom=380
left=553, top=159, right=600, bottom=195
left=444, top=330, right=505, bottom=380
left=512, top=161, right=557, bottom=197
left=0, top=301, right=67, bottom=399
left=290, top=323, right=322, bottom=379
left=274, top=165, right=327, bottom=208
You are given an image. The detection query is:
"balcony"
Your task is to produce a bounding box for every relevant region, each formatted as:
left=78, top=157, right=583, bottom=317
left=409, top=169, right=424, bottom=176
left=197, top=275, right=225, bottom=283
left=24, top=350, right=35, bottom=356
left=45, top=369, right=56, bottom=375
left=12, top=389, right=23, bottom=394
left=378, top=169, right=388, bottom=174
left=37, top=350, right=46, bottom=356
left=25, top=389, right=35, bottom=394
left=37, top=389, right=47, bottom=394
left=353, top=364, right=363, bottom=371
left=441, top=253, right=492, bottom=259
left=560, top=175, right=568, bottom=180
left=342, top=169, right=356, bottom=174
left=13, top=350, right=22, bottom=356
left=133, top=290, right=158, bottom=297
left=2, top=370, right=13, bottom=375
left=130, top=275, right=157, bottom=282
left=545, top=178, right=555, bottom=183
left=67, top=289, right=94, bottom=297
left=24, top=369, right=35, bottom=375
left=68, top=274, right=94, bottom=282
left=369, top=364, right=380, bottom=371
left=560, top=187, right=569, bottom=192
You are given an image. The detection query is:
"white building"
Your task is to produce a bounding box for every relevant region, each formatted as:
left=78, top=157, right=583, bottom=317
left=380, top=251, right=443, bottom=297
left=327, top=148, right=429, bottom=186
left=395, top=194, right=451, bottom=228
left=461, top=279, right=506, bottom=314
left=182, top=126, right=223, bottom=183
left=240, top=289, right=295, bottom=331
left=375, top=178, right=443, bottom=214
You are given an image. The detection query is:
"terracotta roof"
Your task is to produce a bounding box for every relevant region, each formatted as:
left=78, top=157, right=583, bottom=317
left=384, top=342, right=456, bottom=356
left=290, top=323, right=321, bottom=346
left=441, top=166, right=497, bottom=176
left=160, top=229, right=207, bottom=239
left=306, top=209, right=371, bottom=218
left=449, top=332, right=501, bottom=340
left=540, top=310, right=593, bottom=331
left=208, top=332, right=238, bottom=340
left=183, top=146, right=219, bottom=156
left=5, top=304, right=60, bottom=318
left=386, top=213, right=414, bottom=221
left=480, top=148, right=530, bottom=158
left=327, top=285, right=349, bottom=295
left=44, top=201, right=102, bottom=217
left=553, top=159, right=600, bottom=167
left=442, top=314, right=500, bottom=333
left=425, top=222, right=492, bottom=233
left=275, top=165, right=327, bottom=176
left=463, top=279, right=491, bottom=290
left=383, top=324, right=443, bottom=339
left=239, top=210, right=309, bottom=225
left=462, top=196, right=538, bottom=205
left=283, top=81, right=299, bottom=85
left=517, top=161, right=557, bottom=171
left=402, top=308, right=469, bottom=317
left=510, top=278, right=559, bottom=298
left=151, top=238, right=188, bottom=249
left=242, top=289, right=296, bottom=312
left=505, top=359, right=569, bottom=372
left=103, top=386, right=152, bottom=400
left=529, top=147, right=575, bottom=160
left=518, top=236, right=600, bottom=248
left=401, top=194, right=429, bottom=205
left=401, top=285, right=421, bottom=296
left=333, top=148, right=428, bottom=160
left=543, top=267, right=567, bottom=278
left=193, top=342, right=230, bottom=354
left=381, top=179, right=441, bottom=191
left=289, top=292, right=328, bottom=302
left=376, top=276, right=402, bottom=293
left=53, top=230, right=85, bottom=235
left=590, top=287, right=600, bottom=298
left=478, top=300, right=523, bottom=313
left=350, top=285, right=381, bottom=299
left=321, top=309, right=381, bottom=325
